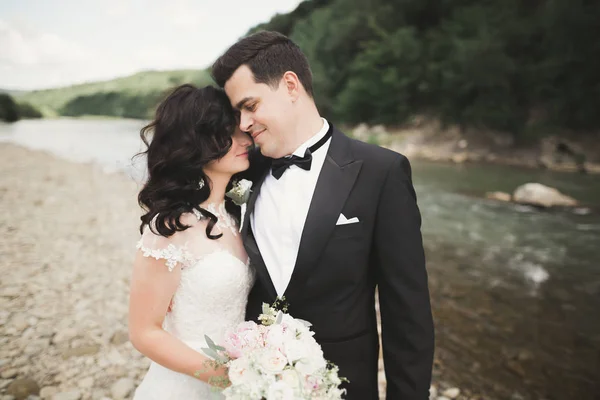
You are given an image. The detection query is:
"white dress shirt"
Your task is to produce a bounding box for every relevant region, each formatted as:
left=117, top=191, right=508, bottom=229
left=250, top=118, right=331, bottom=296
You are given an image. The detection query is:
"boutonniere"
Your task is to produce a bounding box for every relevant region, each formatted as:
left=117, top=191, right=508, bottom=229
left=226, top=179, right=253, bottom=232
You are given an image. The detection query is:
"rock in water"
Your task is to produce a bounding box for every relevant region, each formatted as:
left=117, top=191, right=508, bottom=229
left=513, top=183, right=578, bottom=207
left=486, top=191, right=512, bottom=202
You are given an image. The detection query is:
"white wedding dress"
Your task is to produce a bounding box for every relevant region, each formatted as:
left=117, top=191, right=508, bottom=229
left=133, top=202, right=255, bottom=399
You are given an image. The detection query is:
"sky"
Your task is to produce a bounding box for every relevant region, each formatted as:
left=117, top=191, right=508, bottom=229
left=0, top=0, right=303, bottom=90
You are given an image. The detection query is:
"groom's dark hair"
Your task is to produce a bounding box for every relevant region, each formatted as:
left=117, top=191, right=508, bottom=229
left=211, top=31, right=314, bottom=97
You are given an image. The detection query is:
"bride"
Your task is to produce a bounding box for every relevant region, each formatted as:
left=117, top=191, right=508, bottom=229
left=128, top=84, right=254, bottom=399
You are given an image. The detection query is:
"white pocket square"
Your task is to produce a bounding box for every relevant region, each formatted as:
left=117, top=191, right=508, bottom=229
left=336, top=213, right=360, bottom=225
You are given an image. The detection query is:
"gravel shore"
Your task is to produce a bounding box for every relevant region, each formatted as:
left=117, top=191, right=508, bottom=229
left=1, top=143, right=146, bottom=400
left=0, top=143, right=470, bottom=400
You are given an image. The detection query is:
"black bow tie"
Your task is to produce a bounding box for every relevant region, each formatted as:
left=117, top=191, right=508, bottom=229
left=271, top=125, right=333, bottom=180
left=271, top=150, right=313, bottom=179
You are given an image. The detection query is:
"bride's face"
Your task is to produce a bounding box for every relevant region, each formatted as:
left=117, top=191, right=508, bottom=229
left=204, top=128, right=252, bottom=176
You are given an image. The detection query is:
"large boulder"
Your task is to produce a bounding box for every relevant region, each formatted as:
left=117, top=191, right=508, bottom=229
left=513, top=183, right=578, bottom=207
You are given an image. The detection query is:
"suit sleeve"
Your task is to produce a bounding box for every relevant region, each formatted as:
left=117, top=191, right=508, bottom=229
left=374, top=154, right=434, bottom=399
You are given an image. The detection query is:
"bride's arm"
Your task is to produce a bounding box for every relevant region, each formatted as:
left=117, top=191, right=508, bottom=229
left=128, top=251, right=228, bottom=385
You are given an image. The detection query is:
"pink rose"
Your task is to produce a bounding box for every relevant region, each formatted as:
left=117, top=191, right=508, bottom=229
left=224, top=320, right=263, bottom=359
left=224, top=332, right=244, bottom=359
left=235, top=320, right=258, bottom=333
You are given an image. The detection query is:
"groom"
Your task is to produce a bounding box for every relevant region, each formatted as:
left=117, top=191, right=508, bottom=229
left=212, top=31, right=434, bottom=399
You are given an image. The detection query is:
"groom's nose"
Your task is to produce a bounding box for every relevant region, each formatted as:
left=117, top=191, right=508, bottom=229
left=239, top=111, right=253, bottom=132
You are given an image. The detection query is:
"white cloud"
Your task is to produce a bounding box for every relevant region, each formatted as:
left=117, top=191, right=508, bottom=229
left=0, top=19, right=131, bottom=89
left=0, top=0, right=304, bottom=89
left=0, top=19, right=92, bottom=67
left=104, top=0, right=132, bottom=18
left=134, top=46, right=179, bottom=69
left=159, top=0, right=206, bottom=31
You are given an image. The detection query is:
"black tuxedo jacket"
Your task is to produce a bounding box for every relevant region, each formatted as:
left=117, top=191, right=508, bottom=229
left=241, top=125, right=434, bottom=399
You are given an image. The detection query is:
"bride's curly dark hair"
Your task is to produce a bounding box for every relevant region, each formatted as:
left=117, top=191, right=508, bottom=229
left=137, top=84, right=241, bottom=239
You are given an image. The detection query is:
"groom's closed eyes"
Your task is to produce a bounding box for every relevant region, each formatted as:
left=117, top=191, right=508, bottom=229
left=235, top=97, right=258, bottom=112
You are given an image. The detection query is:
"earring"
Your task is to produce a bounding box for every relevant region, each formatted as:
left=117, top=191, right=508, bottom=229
left=198, top=178, right=205, bottom=189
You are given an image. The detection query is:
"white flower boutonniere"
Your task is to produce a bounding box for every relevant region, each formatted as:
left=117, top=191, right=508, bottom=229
left=226, top=179, right=253, bottom=232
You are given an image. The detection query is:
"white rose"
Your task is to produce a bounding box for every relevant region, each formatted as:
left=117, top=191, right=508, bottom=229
left=258, top=348, right=288, bottom=374
left=281, top=314, right=313, bottom=337
left=265, top=324, right=287, bottom=350
left=279, top=368, right=301, bottom=391
left=284, top=339, right=310, bottom=363
left=294, top=350, right=327, bottom=376
left=239, top=179, right=253, bottom=192
left=228, top=357, right=259, bottom=386
left=267, top=380, right=294, bottom=400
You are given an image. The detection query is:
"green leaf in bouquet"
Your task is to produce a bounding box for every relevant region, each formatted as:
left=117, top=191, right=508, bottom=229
left=201, top=347, right=220, bottom=361
left=201, top=348, right=228, bottom=364
left=205, top=334, right=225, bottom=351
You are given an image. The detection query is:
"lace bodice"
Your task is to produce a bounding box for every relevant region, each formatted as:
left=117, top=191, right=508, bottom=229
left=133, top=203, right=255, bottom=399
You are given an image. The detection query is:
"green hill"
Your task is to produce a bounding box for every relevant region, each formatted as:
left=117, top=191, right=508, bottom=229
left=16, top=69, right=213, bottom=117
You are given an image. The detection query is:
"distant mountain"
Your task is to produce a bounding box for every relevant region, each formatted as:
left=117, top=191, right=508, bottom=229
left=0, top=89, right=26, bottom=95
left=16, top=69, right=213, bottom=117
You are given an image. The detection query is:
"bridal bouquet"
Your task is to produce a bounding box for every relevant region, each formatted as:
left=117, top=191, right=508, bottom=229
left=201, top=301, right=347, bottom=399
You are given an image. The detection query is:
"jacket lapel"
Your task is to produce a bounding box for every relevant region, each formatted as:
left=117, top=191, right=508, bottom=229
left=284, top=128, right=362, bottom=300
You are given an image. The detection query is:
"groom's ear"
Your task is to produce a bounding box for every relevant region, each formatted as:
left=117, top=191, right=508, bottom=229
left=282, top=71, right=301, bottom=102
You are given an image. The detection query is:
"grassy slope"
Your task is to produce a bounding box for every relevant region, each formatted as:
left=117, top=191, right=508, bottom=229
left=15, top=69, right=213, bottom=117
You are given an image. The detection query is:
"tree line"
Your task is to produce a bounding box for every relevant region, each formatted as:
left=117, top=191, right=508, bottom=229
left=251, top=0, right=600, bottom=136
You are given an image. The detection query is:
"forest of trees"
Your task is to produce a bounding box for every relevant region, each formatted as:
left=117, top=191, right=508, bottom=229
left=0, top=94, right=42, bottom=123
left=60, top=91, right=166, bottom=119
left=250, top=0, right=600, bottom=136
